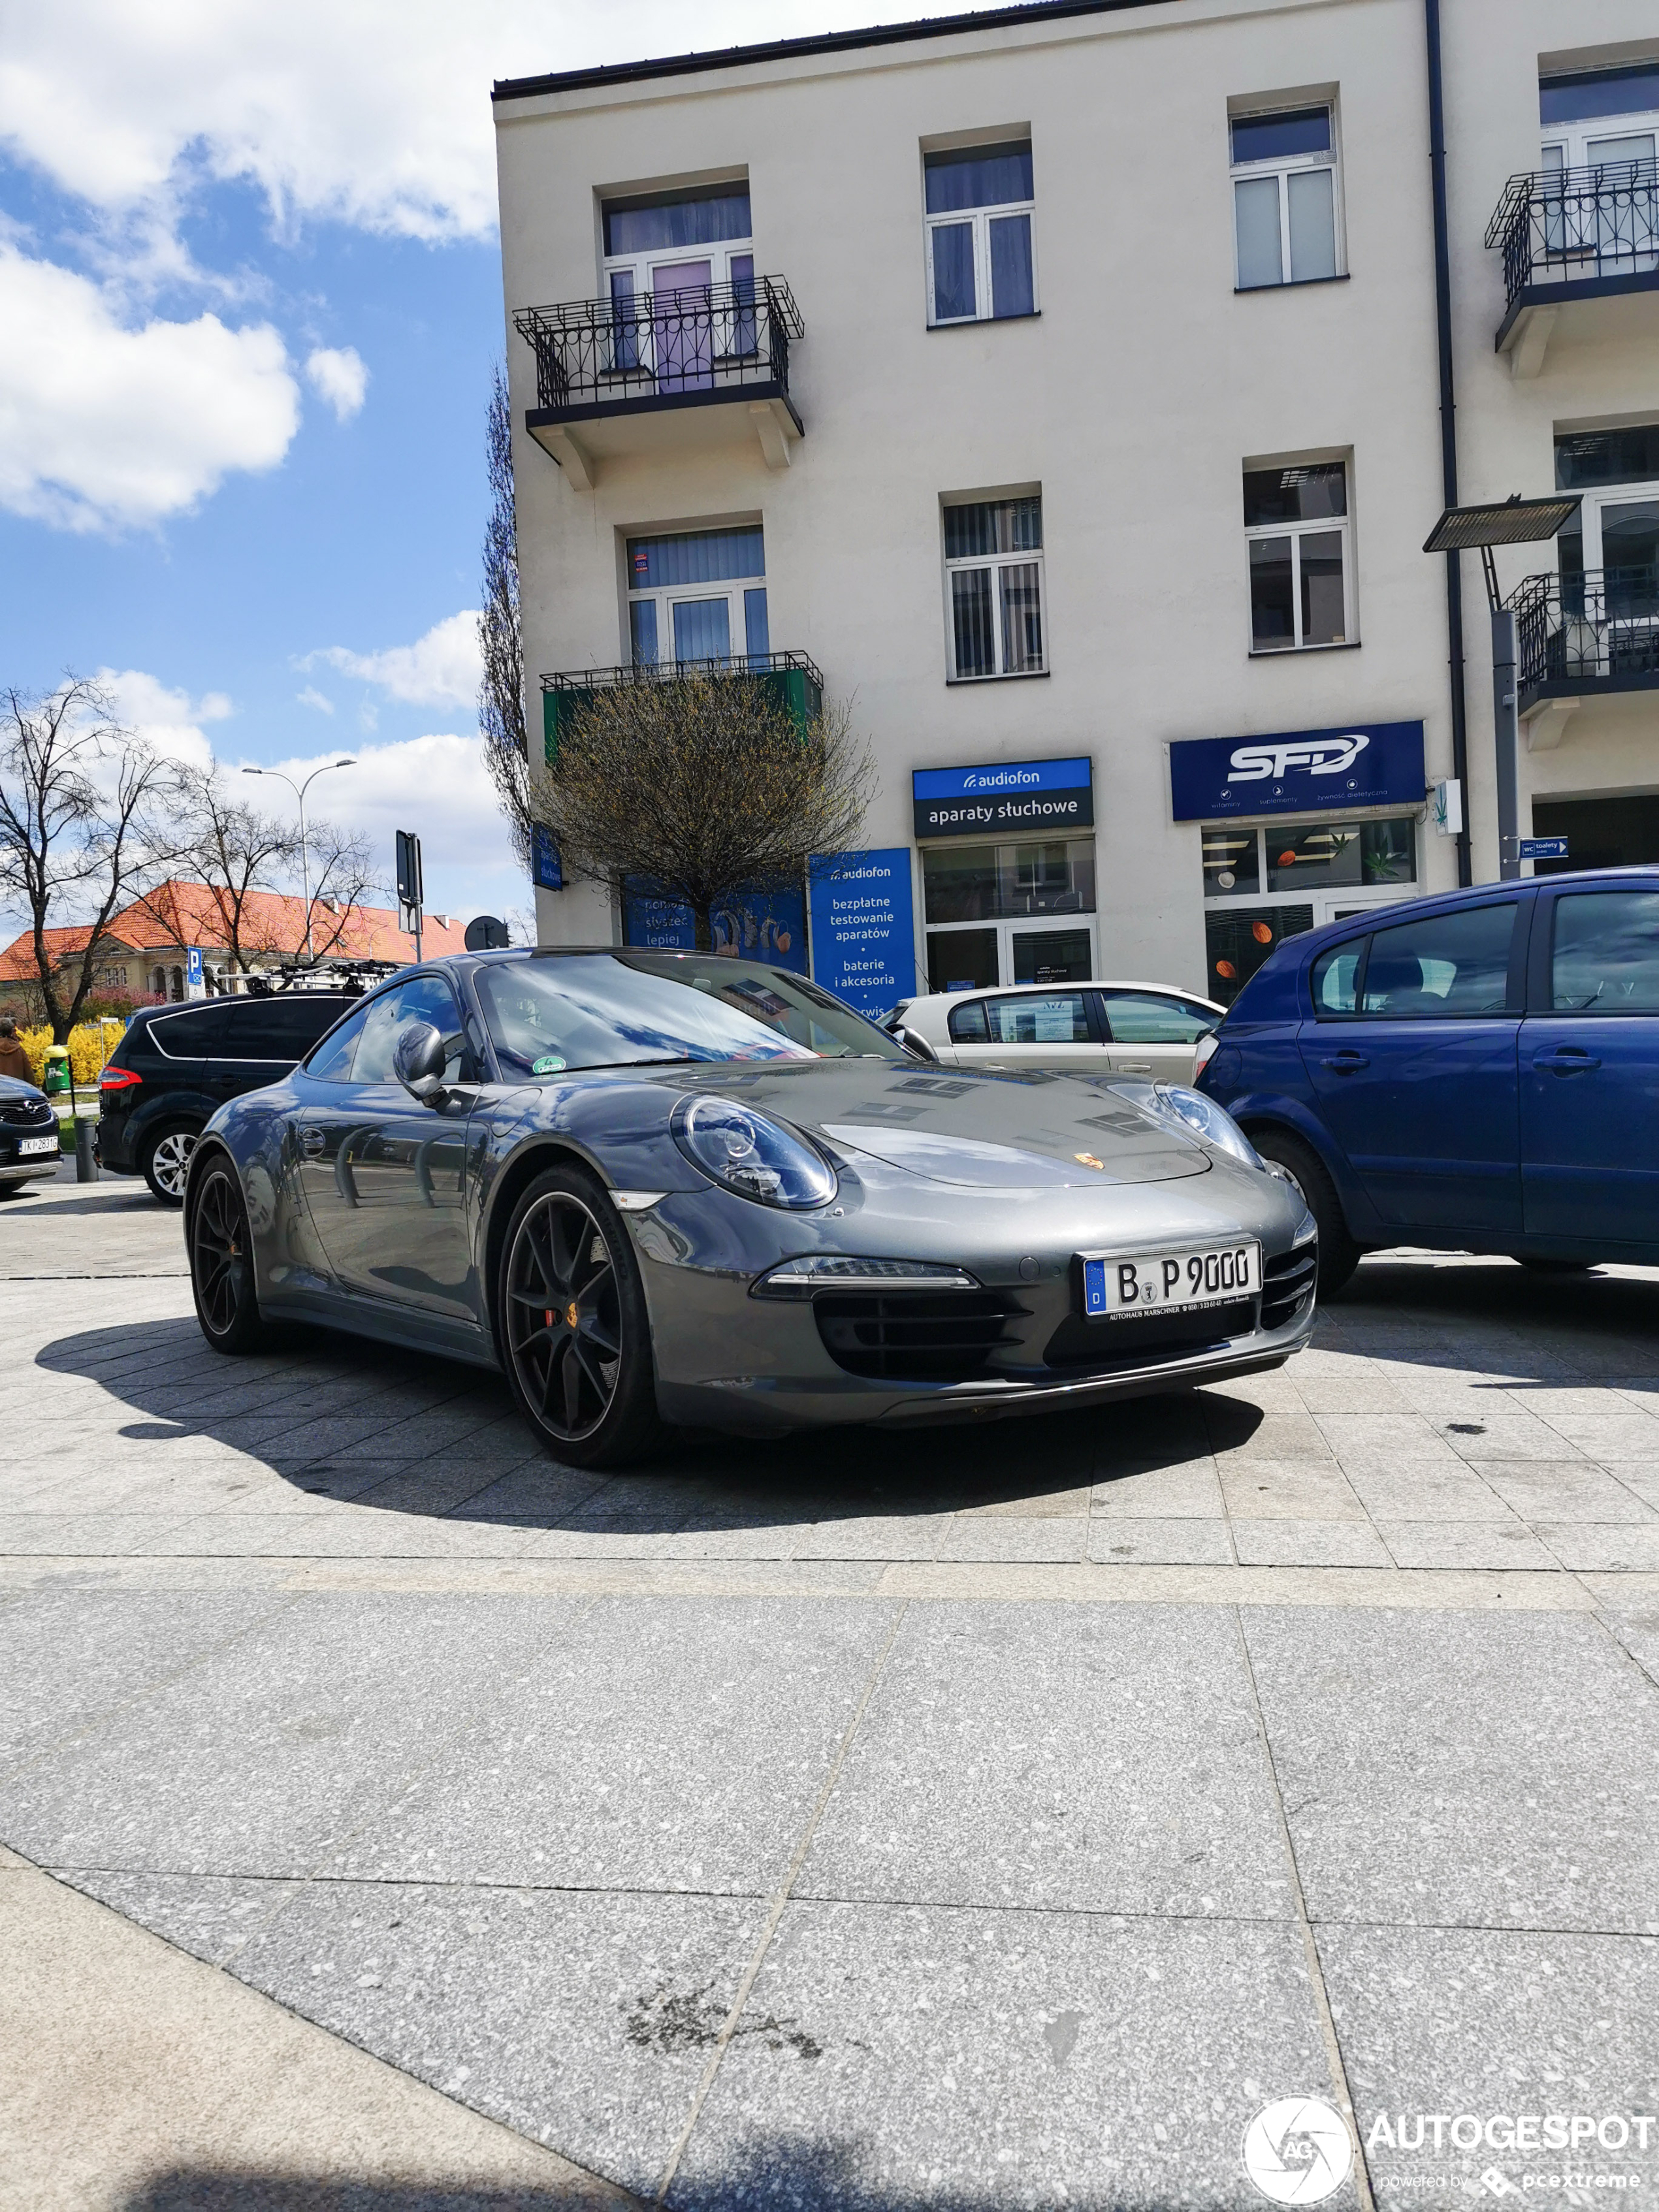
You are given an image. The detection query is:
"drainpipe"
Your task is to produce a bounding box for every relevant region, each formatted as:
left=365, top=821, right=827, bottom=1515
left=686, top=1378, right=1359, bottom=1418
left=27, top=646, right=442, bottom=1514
left=1425, top=0, right=1474, bottom=887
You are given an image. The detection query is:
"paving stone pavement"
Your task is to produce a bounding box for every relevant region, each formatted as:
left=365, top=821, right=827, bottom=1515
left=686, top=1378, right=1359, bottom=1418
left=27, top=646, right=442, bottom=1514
left=3, top=1175, right=1659, bottom=2208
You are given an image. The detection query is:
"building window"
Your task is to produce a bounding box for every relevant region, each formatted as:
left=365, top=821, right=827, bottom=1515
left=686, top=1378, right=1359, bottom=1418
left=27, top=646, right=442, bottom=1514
left=921, top=837, right=1093, bottom=990
left=943, top=496, right=1044, bottom=679
left=1231, top=104, right=1342, bottom=289
left=1244, top=460, right=1352, bottom=652
left=626, top=526, right=768, bottom=667
left=924, top=140, right=1036, bottom=325
left=601, top=181, right=755, bottom=372
left=1554, top=424, right=1659, bottom=590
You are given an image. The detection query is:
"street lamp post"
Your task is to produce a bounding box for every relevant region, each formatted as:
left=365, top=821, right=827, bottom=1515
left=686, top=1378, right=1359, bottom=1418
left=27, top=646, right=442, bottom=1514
left=243, top=759, right=357, bottom=959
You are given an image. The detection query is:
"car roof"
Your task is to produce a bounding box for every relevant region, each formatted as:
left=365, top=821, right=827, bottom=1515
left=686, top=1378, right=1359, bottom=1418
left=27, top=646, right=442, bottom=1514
left=905, top=978, right=1224, bottom=1012
left=1273, top=864, right=1659, bottom=964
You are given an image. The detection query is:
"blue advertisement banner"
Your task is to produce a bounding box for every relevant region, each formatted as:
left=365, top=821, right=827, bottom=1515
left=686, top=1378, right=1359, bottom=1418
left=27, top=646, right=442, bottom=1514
left=531, top=825, right=563, bottom=891
left=912, top=756, right=1093, bottom=839
left=621, top=880, right=808, bottom=974
left=1169, top=721, right=1426, bottom=821
left=808, top=848, right=917, bottom=1019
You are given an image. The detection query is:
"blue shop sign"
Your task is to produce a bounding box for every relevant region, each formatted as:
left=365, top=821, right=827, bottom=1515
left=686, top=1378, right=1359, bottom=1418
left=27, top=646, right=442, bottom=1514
left=621, top=878, right=808, bottom=974
left=808, top=848, right=917, bottom=1019
left=913, top=756, right=1093, bottom=839
left=1169, top=721, right=1426, bottom=822
left=532, top=825, right=562, bottom=890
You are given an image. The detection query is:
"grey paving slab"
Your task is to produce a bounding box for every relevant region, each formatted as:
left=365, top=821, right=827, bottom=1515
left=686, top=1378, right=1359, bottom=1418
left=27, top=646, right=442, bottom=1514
left=0, top=1588, right=293, bottom=1769
left=0, top=1513, right=203, bottom=1556
left=1377, top=1521, right=1562, bottom=1571
left=334, top=1596, right=897, bottom=1894
left=1312, top=1412, right=1465, bottom=1464
left=451, top=1466, right=613, bottom=1520
left=1091, top=1460, right=1225, bottom=1517
left=1087, top=1515, right=1234, bottom=1563
left=790, top=1516, right=941, bottom=1560
left=933, top=1515, right=1087, bottom=1562
left=1320, top=1923, right=1659, bottom=2208
left=1538, top=1522, right=1659, bottom=1572
left=1591, top=1590, right=1659, bottom=1689
left=1231, top=1520, right=1393, bottom=1568
left=1433, top=1411, right=1592, bottom=1462
left=1481, top=1462, right=1656, bottom=1524
left=1208, top=1409, right=1337, bottom=1463
left=959, top=1484, right=1093, bottom=1518
left=146, top=1512, right=547, bottom=1558
left=1243, top=1607, right=1659, bottom=1932
left=1536, top=1413, right=1659, bottom=1460
left=799, top=1602, right=1289, bottom=1917
left=59, top=1866, right=306, bottom=1968
left=675, top=1902, right=1355, bottom=2212
left=1339, top=1463, right=1517, bottom=1523
left=0, top=1592, right=577, bottom=1878
left=1218, top=1460, right=1370, bottom=1521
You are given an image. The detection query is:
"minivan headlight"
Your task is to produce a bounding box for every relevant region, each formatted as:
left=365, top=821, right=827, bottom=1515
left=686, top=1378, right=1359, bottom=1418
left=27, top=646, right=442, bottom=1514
left=671, top=1095, right=837, bottom=1210
left=1113, top=1081, right=1264, bottom=1172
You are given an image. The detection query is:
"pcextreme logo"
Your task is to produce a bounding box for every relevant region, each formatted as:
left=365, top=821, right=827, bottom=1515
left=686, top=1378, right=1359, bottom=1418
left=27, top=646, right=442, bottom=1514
left=1227, top=733, right=1371, bottom=783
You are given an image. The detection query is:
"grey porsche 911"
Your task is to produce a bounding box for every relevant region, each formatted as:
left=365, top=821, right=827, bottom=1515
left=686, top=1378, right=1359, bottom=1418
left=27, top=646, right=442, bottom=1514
left=183, top=949, right=1317, bottom=1467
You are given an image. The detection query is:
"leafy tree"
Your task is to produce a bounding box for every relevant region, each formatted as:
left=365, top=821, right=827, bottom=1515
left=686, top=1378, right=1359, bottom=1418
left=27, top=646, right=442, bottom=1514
left=545, top=673, right=872, bottom=952
left=478, top=361, right=535, bottom=874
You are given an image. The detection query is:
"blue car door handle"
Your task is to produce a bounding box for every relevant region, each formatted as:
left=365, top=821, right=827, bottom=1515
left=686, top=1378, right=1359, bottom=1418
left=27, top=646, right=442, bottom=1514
left=1533, top=1048, right=1601, bottom=1074
left=1319, top=1051, right=1370, bottom=1072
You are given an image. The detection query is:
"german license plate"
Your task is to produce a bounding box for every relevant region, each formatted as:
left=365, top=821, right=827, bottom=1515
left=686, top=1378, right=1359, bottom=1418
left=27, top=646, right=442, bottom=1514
left=18, top=1134, right=57, bottom=1156
left=1082, top=1242, right=1260, bottom=1320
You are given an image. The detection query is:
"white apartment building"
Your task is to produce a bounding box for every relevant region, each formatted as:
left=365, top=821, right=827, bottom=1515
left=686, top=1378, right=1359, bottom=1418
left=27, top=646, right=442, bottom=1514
left=492, top=0, right=1659, bottom=1015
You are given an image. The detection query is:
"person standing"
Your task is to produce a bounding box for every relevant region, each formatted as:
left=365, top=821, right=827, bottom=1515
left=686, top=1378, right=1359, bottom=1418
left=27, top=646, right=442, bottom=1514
left=0, top=1017, right=31, bottom=1083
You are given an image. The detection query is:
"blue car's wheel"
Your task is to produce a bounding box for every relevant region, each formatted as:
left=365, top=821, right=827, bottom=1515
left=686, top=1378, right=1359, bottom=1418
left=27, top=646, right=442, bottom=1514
left=500, top=1165, right=664, bottom=1468
left=1251, top=1127, right=1361, bottom=1300
left=188, top=1158, right=267, bottom=1353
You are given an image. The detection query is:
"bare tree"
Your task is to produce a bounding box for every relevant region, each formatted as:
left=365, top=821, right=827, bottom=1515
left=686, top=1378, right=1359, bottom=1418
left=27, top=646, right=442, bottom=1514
left=301, top=816, right=381, bottom=959
left=545, top=675, right=873, bottom=952
left=135, top=767, right=303, bottom=974
left=0, top=677, right=184, bottom=1040
left=478, top=361, right=534, bottom=873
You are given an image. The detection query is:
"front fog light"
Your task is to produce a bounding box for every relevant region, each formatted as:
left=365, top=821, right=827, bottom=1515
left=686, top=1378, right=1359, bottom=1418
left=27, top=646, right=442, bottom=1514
left=752, top=1255, right=982, bottom=1299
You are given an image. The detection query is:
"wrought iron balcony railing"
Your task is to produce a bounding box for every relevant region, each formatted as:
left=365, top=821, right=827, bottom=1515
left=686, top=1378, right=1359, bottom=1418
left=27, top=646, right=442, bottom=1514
left=1486, top=159, right=1659, bottom=319
left=1511, top=566, right=1659, bottom=704
left=513, top=277, right=805, bottom=426
left=543, top=650, right=823, bottom=694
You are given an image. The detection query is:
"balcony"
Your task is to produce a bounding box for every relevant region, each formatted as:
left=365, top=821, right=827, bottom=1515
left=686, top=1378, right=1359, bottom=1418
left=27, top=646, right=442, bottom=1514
left=541, top=651, right=825, bottom=764
left=512, top=278, right=805, bottom=487
left=1511, top=566, right=1659, bottom=746
left=1485, top=159, right=1659, bottom=376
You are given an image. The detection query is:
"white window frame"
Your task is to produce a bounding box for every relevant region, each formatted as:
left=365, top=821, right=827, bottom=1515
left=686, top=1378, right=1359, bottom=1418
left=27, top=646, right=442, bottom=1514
left=1243, top=463, right=1355, bottom=655
left=625, top=535, right=767, bottom=670
left=1230, top=103, right=1345, bottom=289
left=1572, top=476, right=1659, bottom=571
left=924, top=197, right=1039, bottom=327
left=942, top=500, right=1047, bottom=681
left=600, top=185, right=756, bottom=378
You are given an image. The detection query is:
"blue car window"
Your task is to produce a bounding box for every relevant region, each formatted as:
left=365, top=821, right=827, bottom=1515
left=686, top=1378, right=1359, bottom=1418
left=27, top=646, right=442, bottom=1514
left=1360, top=903, right=1517, bottom=1018
left=304, top=999, right=373, bottom=1082
left=1311, top=942, right=1362, bottom=1016
left=1551, top=891, right=1659, bottom=1012
left=351, top=976, right=468, bottom=1085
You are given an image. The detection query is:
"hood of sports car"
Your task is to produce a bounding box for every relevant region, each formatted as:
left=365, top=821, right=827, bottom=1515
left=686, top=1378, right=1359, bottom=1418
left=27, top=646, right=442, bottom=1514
left=664, top=1059, right=1211, bottom=1187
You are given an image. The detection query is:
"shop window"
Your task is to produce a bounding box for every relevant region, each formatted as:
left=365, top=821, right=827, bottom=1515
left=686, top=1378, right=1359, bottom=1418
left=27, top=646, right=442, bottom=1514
left=1265, top=817, right=1414, bottom=891
left=1231, top=103, right=1342, bottom=289
left=1244, top=460, right=1353, bottom=651
left=626, top=525, right=767, bottom=667
left=924, top=140, right=1036, bottom=325
left=1205, top=905, right=1313, bottom=1005
left=922, top=837, right=1094, bottom=991
left=942, top=496, right=1045, bottom=680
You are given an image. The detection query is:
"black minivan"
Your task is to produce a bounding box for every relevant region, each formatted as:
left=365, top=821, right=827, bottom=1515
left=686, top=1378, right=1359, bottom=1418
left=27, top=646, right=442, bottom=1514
left=99, top=991, right=359, bottom=1202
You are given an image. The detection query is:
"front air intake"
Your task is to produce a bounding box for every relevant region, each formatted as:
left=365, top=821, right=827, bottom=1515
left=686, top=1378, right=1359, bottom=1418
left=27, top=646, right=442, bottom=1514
left=1261, top=1240, right=1317, bottom=1332
left=814, top=1290, right=1022, bottom=1381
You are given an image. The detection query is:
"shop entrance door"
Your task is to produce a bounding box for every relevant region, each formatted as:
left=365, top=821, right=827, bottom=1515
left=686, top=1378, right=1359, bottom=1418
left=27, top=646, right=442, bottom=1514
left=926, top=919, right=1097, bottom=993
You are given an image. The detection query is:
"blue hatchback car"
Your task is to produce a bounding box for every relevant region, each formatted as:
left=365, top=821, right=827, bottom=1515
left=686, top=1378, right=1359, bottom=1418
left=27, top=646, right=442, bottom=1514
left=1196, top=866, right=1659, bottom=1294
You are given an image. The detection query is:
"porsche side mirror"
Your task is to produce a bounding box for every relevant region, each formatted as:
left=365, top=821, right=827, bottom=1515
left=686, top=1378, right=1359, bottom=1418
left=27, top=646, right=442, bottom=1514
left=393, top=1021, right=447, bottom=1102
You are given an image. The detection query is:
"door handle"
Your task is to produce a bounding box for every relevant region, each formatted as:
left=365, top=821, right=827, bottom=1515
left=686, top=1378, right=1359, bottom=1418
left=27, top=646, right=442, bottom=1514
left=1118, top=1060, right=1153, bottom=1074
left=1532, top=1048, right=1602, bottom=1074
left=299, top=1126, right=326, bottom=1157
left=1319, top=1051, right=1370, bottom=1072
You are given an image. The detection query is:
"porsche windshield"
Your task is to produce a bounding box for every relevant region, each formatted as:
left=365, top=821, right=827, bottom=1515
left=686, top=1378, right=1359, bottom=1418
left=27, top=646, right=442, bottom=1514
left=475, top=954, right=907, bottom=1078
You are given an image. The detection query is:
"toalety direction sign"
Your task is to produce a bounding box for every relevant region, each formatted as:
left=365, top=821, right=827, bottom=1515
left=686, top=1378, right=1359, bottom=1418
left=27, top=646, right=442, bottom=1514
left=1169, top=720, right=1426, bottom=821
left=913, top=756, right=1093, bottom=839
left=808, top=848, right=917, bottom=1019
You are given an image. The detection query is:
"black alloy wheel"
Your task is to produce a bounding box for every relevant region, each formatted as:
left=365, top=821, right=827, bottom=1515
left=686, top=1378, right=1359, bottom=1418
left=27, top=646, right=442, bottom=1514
left=500, top=1166, right=664, bottom=1468
left=1250, top=1127, right=1362, bottom=1300
left=189, top=1159, right=266, bottom=1353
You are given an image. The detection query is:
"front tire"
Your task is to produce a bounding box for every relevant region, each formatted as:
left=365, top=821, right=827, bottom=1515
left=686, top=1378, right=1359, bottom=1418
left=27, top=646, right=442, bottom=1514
left=187, top=1157, right=268, bottom=1353
left=498, top=1165, right=664, bottom=1469
left=142, top=1120, right=201, bottom=1206
left=1251, top=1127, right=1362, bottom=1299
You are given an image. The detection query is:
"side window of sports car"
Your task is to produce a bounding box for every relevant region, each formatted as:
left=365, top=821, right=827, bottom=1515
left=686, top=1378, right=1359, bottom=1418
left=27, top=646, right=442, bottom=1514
left=304, top=999, right=373, bottom=1082
left=350, top=976, right=470, bottom=1085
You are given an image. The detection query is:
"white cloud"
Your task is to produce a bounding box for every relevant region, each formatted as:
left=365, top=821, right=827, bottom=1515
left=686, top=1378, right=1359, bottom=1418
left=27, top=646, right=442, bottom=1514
left=311, top=610, right=482, bottom=711
left=304, top=344, right=367, bottom=421
left=89, top=667, right=233, bottom=773
left=0, top=242, right=299, bottom=532
left=261, top=731, right=518, bottom=919
left=296, top=686, right=335, bottom=715
left=0, top=4, right=1009, bottom=244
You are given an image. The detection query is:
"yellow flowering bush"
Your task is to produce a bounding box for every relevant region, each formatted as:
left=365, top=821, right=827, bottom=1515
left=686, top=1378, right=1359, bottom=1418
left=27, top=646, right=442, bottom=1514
left=14, top=1019, right=125, bottom=1089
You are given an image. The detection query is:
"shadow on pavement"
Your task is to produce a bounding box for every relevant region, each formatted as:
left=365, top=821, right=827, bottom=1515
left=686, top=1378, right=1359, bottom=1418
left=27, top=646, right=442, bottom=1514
left=1329, top=1253, right=1659, bottom=1383
left=122, top=2179, right=634, bottom=2211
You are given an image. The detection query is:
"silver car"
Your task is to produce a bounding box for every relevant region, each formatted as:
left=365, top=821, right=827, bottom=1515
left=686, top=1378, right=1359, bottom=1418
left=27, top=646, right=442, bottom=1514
left=184, top=950, right=1315, bottom=1467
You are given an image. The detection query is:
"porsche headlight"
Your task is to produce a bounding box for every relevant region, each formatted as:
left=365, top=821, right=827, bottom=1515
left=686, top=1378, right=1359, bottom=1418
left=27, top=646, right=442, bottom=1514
left=1114, top=1081, right=1264, bottom=1172
left=671, top=1095, right=837, bottom=1210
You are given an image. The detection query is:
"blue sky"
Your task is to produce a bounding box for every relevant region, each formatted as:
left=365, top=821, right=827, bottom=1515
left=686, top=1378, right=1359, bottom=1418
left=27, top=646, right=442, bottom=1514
left=0, top=1, right=1001, bottom=936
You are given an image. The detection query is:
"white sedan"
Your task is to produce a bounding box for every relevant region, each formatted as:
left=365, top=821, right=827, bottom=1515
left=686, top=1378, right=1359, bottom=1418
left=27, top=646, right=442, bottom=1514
left=888, top=980, right=1225, bottom=1083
